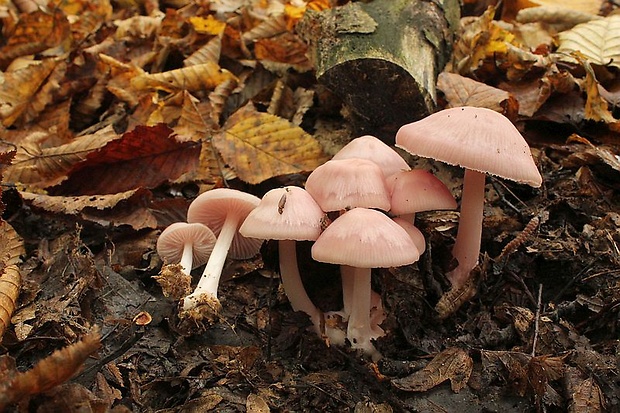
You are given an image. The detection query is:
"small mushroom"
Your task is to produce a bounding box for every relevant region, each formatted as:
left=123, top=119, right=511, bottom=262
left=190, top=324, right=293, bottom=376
left=183, top=188, right=262, bottom=318
left=396, top=106, right=542, bottom=288
left=156, top=222, right=216, bottom=274
left=311, top=208, right=420, bottom=360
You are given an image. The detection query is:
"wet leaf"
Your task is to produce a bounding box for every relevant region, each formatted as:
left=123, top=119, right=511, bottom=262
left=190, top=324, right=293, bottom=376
left=50, top=124, right=201, bottom=195
left=558, top=15, right=620, bottom=69
left=391, top=347, right=473, bottom=393
left=213, top=104, right=327, bottom=184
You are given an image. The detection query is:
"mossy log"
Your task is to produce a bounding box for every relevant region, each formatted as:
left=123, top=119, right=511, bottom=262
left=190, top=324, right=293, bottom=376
left=298, top=0, right=460, bottom=142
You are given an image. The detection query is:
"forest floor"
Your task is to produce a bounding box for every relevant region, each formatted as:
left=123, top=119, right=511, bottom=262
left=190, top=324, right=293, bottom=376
left=0, top=0, right=619, bottom=412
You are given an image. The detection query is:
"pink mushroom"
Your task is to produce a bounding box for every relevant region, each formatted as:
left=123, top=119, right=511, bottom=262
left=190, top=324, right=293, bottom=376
left=239, top=187, right=329, bottom=338
left=183, top=188, right=263, bottom=317
left=395, top=107, right=542, bottom=288
left=312, top=208, right=420, bottom=360
left=332, top=135, right=410, bottom=178
left=156, top=222, right=216, bottom=274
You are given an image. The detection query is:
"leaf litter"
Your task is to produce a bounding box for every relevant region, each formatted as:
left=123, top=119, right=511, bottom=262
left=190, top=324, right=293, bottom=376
left=0, top=0, right=618, bottom=411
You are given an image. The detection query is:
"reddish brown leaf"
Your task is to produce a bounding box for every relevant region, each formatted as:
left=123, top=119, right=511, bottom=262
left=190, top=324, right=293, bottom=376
left=49, top=124, right=201, bottom=195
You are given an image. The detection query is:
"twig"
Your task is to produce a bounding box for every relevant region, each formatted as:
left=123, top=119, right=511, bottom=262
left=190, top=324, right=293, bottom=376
left=531, top=284, right=543, bottom=357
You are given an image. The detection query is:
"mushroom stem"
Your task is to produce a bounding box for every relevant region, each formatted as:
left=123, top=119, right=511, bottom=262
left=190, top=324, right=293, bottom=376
left=183, top=213, right=240, bottom=310
left=278, top=240, right=321, bottom=333
left=340, top=265, right=355, bottom=320
left=447, top=169, right=486, bottom=288
left=179, top=241, right=194, bottom=274
left=347, top=266, right=381, bottom=360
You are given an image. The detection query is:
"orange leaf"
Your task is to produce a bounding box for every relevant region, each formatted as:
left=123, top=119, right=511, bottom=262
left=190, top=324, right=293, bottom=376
left=50, top=124, right=201, bottom=195
left=254, top=32, right=313, bottom=72
left=131, top=62, right=238, bottom=93
left=0, top=10, right=71, bottom=68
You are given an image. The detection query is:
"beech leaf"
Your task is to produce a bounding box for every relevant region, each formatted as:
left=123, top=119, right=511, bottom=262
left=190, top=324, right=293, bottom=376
left=558, top=15, right=620, bottom=68
left=213, top=104, right=328, bottom=184
left=3, top=125, right=119, bottom=190
left=50, top=124, right=200, bottom=195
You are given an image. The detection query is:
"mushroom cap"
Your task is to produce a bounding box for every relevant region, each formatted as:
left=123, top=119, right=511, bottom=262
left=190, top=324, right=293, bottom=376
left=305, top=158, right=391, bottom=212
left=332, top=135, right=410, bottom=178
left=240, top=186, right=325, bottom=241
left=187, top=188, right=263, bottom=259
left=395, top=107, right=542, bottom=187
left=393, top=217, right=426, bottom=255
left=387, top=169, right=457, bottom=215
left=311, top=208, right=420, bottom=268
left=156, top=222, right=216, bottom=267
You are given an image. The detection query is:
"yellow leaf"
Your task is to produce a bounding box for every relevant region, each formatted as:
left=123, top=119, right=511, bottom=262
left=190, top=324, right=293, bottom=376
left=189, top=16, right=226, bottom=35
left=131, top=62, right=237, bottom=93
left=213, top=104, right=328, bottom=184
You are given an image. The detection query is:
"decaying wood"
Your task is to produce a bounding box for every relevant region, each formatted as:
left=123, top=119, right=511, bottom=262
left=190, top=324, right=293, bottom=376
left=298, top=0, right=459, bottom=141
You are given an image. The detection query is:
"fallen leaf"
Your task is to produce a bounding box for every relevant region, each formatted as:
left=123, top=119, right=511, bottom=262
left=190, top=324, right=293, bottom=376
left=0, top=10, right=71, bottom=69
left=558, top=15, right=620, bottom=69
left=49, top=124, right=201, bottom=195
left=131, top=62, right=238, bottom=93
left=0, top=59, right=60, bottom=127
left=437, top=72, right=519, bottom=117
left=391, top=347, right=473, bottom=393
left=0, top=327, right=102, bottom=410
left=3, top=125, right=119, bottom=190
left=213, top=103, right=327, bottom=184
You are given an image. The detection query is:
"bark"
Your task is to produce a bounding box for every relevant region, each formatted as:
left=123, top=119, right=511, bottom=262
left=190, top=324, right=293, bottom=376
left=298, top=0, right=460, bottom=142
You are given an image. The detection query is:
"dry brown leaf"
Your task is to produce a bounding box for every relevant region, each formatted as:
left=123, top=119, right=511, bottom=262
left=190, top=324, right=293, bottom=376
left=49, top=124, right=201, bottom=195
left=3, top=125, right=119, bottom=190
left=558, top=15, right=620, bottom=69
left=246, top=393, right=270, bottom=413
left=0, top=9, right=71, bottom=68
left=569, top=376, right=604, bottom=413
left=184, top=34, right=223, bottom=67
left=578, top=55, right=616, bottom=123
left=131, top=62, right=238, bottom=93
left=21, top=188, right=143, bottom=215
left=242, top=14, right=287, bottom=42
left=213, top=103, right=327, bottom=184
left=0, top=59, right=60, bottom=127
left=254, top=32, right=313, bottom=73
left=0, top=265, right=21, bottom=340
left=0, top=328, right=101, bottom=410
left=437, top=72, right=519, bottom=117
left=391, top=347, right=473, bottom=393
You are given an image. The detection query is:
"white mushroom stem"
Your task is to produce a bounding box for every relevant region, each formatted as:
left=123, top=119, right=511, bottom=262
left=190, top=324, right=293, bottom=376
left=347, top=266, right=381, bottom=361
left=278, top=240, right=322, bottom=334
left=447, top=169, right=486, bottom=288
left=340, top=265, right=355, bottom=320
left=179, top=241, right=194, bottom=275
left=183, top=213, right=240, bottom=310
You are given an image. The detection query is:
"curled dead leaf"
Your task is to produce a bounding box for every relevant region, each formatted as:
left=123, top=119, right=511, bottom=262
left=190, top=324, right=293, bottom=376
left=0, top=265, right=21, bottom=340
left=391, top=347, right=473, bottom=393
left=0, top=327, right=102, bottom=410
left=131, top=62, right=238, bottom=93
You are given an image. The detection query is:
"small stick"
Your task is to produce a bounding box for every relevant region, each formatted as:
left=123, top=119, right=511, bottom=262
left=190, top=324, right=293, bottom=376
left=531, top=284, right=543, bottom=357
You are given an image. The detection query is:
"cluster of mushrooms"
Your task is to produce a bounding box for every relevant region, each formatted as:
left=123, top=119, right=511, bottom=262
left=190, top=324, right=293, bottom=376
left=156, top=107, right=543, bottom=360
